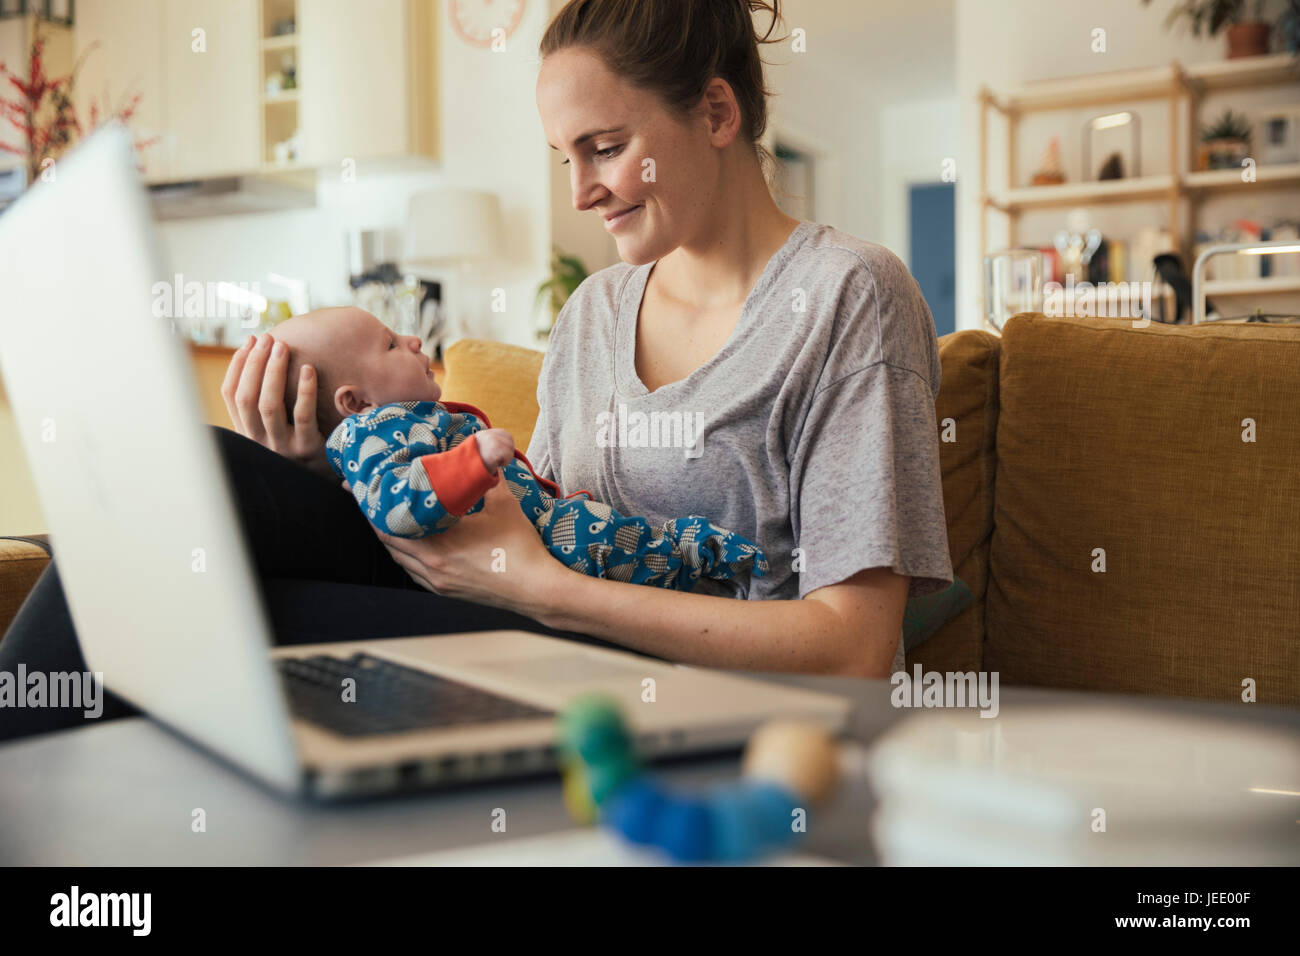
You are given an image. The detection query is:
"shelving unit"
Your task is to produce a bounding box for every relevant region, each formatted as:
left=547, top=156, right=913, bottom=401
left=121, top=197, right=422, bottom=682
left=259, top=0, right=302, bottom=169
left=980, top=53, right=1300, bottom=295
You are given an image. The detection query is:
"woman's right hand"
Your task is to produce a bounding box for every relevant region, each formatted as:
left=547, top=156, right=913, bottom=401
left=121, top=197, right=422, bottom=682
left=221, top=333, right=331, bottom=478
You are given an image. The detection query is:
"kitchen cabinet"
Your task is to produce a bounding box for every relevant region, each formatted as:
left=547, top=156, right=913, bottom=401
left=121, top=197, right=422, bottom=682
left=77, top=0, right=260, bottom=183
left=71, top=0, right=436, bottom=184
left=74, top=0, right=168, bottom=181
left=162, top=0, right=261, bottom=180
left=297, top=0, right=437, bottom=167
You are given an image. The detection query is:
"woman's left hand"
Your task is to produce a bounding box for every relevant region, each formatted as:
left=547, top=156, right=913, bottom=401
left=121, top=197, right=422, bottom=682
left=373, top=480, right=565, bottom=620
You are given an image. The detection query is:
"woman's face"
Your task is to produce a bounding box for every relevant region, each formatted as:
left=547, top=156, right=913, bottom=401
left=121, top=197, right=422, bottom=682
left=537, top=46, right=721, bottom=266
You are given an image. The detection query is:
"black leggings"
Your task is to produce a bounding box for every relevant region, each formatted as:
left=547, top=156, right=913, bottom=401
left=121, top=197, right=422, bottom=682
left=0, top=426, right=620, bottom=742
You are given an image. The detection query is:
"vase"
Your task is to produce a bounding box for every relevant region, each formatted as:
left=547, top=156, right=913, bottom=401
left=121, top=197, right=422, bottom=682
left=1226, top=23, right=1270, bottom=59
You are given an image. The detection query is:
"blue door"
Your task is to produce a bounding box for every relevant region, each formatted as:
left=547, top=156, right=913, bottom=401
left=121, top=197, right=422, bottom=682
left=908, top=182, right=956, bottom=338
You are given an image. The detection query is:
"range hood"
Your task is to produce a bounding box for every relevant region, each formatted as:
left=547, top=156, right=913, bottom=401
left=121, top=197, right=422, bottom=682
left=147, top=168, right=317, bottom=220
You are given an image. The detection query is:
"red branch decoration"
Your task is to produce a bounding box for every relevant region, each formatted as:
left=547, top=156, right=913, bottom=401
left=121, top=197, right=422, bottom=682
left=0, top=23, right=156, bottom=185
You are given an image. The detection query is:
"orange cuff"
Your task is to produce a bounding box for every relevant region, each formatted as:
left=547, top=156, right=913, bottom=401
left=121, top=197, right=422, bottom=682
left=417, top=433, right=501, bottom=517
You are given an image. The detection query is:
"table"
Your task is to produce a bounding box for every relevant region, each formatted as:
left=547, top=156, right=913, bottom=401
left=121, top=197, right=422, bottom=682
left=1, top=673, right=1295, bottom=866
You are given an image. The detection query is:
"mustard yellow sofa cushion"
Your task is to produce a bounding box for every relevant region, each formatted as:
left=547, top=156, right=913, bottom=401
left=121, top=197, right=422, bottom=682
left=987, top=313, right=1300, bottom=706
left=909, top=329, right=1000, bottom=674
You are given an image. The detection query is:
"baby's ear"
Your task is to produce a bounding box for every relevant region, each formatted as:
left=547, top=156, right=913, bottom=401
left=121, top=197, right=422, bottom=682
left=334, top=385, right=368, bottom=417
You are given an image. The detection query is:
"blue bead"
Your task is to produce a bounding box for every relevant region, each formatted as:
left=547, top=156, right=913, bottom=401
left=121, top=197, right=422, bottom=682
left=603, top=778, right=665, bottom=845
left=707, top=784, right=762, bottom=863
left=653, top=796, right=713, bottom=863
left=742, top=781, right=803, bottom=849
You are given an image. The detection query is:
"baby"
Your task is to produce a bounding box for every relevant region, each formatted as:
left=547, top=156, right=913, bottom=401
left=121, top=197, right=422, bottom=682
left=270, top=307, right=767, bottom=593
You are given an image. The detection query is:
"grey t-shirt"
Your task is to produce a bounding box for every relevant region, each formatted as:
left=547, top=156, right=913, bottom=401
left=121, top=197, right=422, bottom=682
left=526, top=221, right=953, bottom=668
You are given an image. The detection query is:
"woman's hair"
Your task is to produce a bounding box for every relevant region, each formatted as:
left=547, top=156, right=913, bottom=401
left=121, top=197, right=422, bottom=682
left=539, top=0, right=787, bottom=184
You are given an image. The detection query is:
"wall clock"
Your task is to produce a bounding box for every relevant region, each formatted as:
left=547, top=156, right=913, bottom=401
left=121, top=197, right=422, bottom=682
left=449, top=0, right=527, bottom=48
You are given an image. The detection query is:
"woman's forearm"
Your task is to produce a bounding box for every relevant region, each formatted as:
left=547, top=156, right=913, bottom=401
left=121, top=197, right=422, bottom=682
left=530, top=569, right=891, bottom=677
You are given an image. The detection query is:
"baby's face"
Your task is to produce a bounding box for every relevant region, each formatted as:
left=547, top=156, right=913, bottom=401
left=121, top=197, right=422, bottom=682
left=276, top=307, right=440, bottom=416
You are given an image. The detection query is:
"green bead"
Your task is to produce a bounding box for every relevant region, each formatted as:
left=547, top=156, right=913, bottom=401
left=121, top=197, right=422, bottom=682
left=557, top=695, right=634, bottom=768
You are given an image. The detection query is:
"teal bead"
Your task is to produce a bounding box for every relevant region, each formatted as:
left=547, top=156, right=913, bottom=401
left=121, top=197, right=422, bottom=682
left=586, top=755, right=639, bottom=807
left=557, top=695, right=635, bottom=769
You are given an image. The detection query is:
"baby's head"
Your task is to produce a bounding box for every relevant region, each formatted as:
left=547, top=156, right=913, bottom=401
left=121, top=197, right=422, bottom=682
left=270, top=306, right=441, bottom=436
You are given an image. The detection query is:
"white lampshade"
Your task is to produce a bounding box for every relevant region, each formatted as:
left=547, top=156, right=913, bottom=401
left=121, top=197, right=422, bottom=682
left=403, top=188, right=504, bottom=268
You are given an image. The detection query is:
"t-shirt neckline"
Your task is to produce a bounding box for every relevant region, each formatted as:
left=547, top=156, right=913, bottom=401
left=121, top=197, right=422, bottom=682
left=615, top=220, right=812, bottom=398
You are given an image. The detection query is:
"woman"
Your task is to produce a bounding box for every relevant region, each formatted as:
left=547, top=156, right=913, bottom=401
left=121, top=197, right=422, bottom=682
left=0, top=0, right=951, bottom=741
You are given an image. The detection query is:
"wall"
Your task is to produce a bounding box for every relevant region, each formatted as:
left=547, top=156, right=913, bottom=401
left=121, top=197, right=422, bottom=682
left=765, top=0, right=956, bottom=262
left=548, top=0, right=960, bottom=275
left=955, top=0, right=1298, bottom=330
left=878, top=97, right=960, bottom=268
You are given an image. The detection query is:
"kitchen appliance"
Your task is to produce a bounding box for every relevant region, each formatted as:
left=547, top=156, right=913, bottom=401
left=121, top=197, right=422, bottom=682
left=346, top=227, right=443, bottom=353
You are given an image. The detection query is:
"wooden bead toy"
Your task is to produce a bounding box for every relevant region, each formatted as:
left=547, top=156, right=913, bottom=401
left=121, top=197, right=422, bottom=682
left=558, top=697, right=842, bottom=863
left=740, top=720, right=841, bottom=806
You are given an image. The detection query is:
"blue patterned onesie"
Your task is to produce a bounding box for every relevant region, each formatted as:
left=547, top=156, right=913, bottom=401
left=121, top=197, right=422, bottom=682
left=325, top=401, right=768, bottom=593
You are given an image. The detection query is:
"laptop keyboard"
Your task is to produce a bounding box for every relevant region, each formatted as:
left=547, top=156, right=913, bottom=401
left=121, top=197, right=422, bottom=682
left=277, top=652, right=554, bottom=737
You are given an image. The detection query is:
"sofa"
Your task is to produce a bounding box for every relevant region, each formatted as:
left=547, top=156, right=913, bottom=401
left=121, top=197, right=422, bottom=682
left=2, top=314, right=1297, bottom=706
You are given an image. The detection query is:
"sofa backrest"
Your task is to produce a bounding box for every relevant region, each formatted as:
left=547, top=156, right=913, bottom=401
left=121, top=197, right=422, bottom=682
left=440, top=322, right=1299, bottom=707
left=909, top=329, right=1000, bottom=674
left=986, top=313, right=1300, bottom=706
left=440, top=338, right=546, bottom=451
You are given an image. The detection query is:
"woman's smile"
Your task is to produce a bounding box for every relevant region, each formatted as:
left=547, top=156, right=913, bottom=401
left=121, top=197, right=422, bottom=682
left=604, top=204, right=642, bottom=231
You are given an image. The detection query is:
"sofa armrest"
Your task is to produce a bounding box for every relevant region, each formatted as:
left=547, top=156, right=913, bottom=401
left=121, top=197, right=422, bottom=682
left=0, top=535, right=50, bottom=641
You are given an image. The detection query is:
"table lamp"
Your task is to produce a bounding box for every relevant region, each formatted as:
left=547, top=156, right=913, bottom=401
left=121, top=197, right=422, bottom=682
left=403, top=188, right=505, bottom=351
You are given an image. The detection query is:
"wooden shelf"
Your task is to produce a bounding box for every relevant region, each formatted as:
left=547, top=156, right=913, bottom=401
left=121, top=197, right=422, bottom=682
left=262, top=89, right=299, bottom=105
left=1204, top=277, right=1300, bottom=296
left=994, top=174, right=1177, bottom=211
left=1184, top=163, right=1300, bottom=193
left=995, top=55, right=1300, bottom=113
left=257, top=161, right=313, bottom=178
left=991, top=164, right=1300, bottom=211
left=1182, top=53, right=1300, bottom=91
left=261, top=33, right=297, bottom=51
left=999, top=65, right=1176, bottom=112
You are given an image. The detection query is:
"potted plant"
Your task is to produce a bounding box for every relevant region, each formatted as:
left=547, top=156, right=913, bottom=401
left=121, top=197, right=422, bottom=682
left=1199, top=109, right=1254, bottom=169
left=1143, top=0, right=1273, bottom=58
left=1280, top=0, right=1300, bottom=54
left=0, top=22, right=155, bottom=187
left=533, top=246, right=589, bottom=341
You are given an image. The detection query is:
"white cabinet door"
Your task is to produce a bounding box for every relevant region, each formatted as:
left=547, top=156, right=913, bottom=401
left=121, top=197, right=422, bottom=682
left=161, top=0, right=260, bottom=180
left=298, top=0, right=409, bottom=166
left=74, top=0, right=169, bottom=181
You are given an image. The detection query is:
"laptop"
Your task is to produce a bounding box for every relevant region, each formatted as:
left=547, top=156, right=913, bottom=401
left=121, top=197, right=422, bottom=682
left=0, top=125, right=850, bottom=800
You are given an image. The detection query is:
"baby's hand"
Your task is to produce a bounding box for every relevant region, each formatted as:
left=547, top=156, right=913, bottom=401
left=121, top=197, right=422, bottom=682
left=475, top=427, right=515, bottom=475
